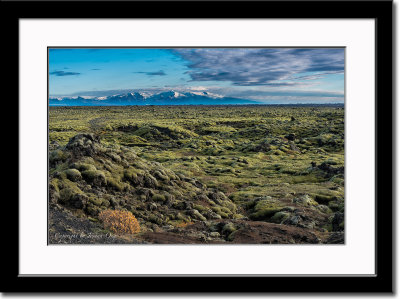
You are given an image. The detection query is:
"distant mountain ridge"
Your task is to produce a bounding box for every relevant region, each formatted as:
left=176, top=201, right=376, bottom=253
left=49, top=91, right=259, bottom=106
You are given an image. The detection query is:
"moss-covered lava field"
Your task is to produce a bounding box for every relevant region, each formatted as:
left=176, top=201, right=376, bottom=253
left=48, top=105, right=344, bottom=244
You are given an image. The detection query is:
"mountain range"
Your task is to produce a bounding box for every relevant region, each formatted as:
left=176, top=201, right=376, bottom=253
left=49, top=91, right=259, bottom=106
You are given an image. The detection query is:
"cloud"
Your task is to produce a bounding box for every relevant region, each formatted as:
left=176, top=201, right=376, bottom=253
left=289, top=70, right=344, bottom=81
left=248, top=96, right=344, bottom=104
left=134, top=70, right=166, bottom=76
left=147, top=70, right=166, bottom=76
left=50, top=70, right=81, bottom=76
left=173, top=48, right=344, bottom=86
left=224, top=89, right=344, bottom=98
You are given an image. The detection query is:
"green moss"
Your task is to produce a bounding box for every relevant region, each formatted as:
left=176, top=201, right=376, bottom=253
left=330, top=175, right=345, bottom=186
left=193, top=204, right=208, bottom=212
left=50, top=178, right=60, bottom=193
left=57, top=178, right=82, bottom=194
left=216, top=211, right=229, bottom=218
left=192, top=209, right=207, bottom=221
left=148, top=214, right=163, bottom=225
left=72, top=163, right=97, bottom=172
left=152, top=194, right=166, bottom=202
left=58, top=179, right=83, bottom=204
left=153, top=170, right=170, bottom=181
left=291, top=175, right=322, bottom=184
left=105, top=175, right=125, bottom=191
left=49, top=149, right=69, bottom=163
left=314, top=194, right=337, bottom=204
left=270, top=211, right=290, bottom=223
left=49, top=105, right=344, bottom=235
left=221, top=200, right=237, bottom=213
left=175, top=212, right=189, bottom=222
left=85, top=204, right=102, bottom=216
left=82, top=170, right=101, bottom=180
left=211, top=206, right=221, bottom=213
left=88, top=196, right=103, bottom=206
left=249, top=199, right=284, bottom=220
left=220, top=206, right=233, bottom=214
left=243, top=200, right=257, bottom=210
left=123, top=168, right=144, bottom=185
left=222, top=223, right=237, bottom=235
left=64, top=168, right=82, bottom=182
left=233, top=213, right=245, bottom=219
left=328, top=200, right=344, bottom=212
left=59, top=188, right=75, bottom=203
left=81, top=170, right=106, bottom=185
left=201, top=125, right=237, bottom=134
left=293, top=194, right=319, bottom=207
left=273, top=150, right=285, bottom=156
left=144, top=173, right=159, bottom=188
left=100, top=198, right=111, bottom=207
left=316, top=204, right=332, bottom=214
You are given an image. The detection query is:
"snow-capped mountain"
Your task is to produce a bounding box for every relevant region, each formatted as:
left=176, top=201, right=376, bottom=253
left=49, top=90, right=258, bottom=106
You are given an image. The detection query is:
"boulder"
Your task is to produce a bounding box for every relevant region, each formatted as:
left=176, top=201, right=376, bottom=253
left=64, top=169, right=82, bottom=182
left=292, top=194, right=318, bottom=206
left=66, top=133, right=101, bottom=157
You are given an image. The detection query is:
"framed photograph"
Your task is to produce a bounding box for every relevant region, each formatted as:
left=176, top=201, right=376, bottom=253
left=4, top=0, right=392, bottom=293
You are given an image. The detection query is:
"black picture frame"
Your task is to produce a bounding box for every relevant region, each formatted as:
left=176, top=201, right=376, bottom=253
left=2, top=0, right=393, bottom=293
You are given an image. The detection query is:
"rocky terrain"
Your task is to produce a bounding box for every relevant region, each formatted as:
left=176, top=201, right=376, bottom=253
left=49, top=124, right=344, bottom=244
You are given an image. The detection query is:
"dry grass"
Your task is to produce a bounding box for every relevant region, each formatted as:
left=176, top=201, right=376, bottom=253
left=99, top=209, right=140, bottom=235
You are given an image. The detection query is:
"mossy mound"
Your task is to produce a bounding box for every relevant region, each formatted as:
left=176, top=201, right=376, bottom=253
left=249, top=197, right=285, bottom=220
left=64, top=169, right=82, bottom=182
left=82, top=170, right=107, bottom=186
left=49, top=133, right=238, bottom=232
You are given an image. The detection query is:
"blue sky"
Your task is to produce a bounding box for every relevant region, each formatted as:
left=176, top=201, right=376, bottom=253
left=49, top=48, right=344, bottom=103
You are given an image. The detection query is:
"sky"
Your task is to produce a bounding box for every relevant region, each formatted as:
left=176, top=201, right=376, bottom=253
left=49, top=48, right=344, bottom=104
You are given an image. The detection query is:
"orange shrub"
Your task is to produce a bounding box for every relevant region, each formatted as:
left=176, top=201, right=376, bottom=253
left=98, top=209, right=140, bottom=235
